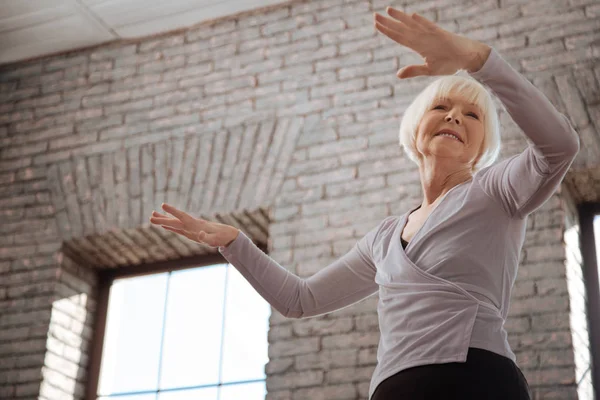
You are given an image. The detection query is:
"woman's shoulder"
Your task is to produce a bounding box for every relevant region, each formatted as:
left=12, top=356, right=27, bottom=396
left=380, top=215, right=401, bottom=228
left=360, top=215, right=400, bottom=244
left=373, top=215, right=401, bottom=241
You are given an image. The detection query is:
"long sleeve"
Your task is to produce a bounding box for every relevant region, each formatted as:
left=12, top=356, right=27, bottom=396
left=469, top=47, right=580, bottom=219
left=217, top=222, right=383, bottom=318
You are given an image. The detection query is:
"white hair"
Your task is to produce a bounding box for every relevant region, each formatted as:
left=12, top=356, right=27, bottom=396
left=398, top=74, right=501, bottom=172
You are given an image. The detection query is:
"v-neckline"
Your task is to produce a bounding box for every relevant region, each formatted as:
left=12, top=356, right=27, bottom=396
left=399, top=178, right=473, bottom=253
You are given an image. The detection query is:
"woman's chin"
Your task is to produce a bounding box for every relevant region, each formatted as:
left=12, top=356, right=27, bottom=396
left=430, top=144, right=461, bottom=153
left=428, top=147, right=466, bottom=159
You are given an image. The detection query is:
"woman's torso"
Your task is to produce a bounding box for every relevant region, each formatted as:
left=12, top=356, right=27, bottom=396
left=368, top=176, right=527, bottom=398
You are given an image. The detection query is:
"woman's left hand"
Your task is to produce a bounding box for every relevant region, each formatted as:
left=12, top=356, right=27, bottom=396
left=374, top=7, right=491, bottom=79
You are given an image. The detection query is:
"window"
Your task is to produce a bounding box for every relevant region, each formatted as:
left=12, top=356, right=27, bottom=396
left=95, top=262, right=271, bottom=400
left=578, top=205, right=600, bottom=399
left=595, top=214, right=600, bottom=294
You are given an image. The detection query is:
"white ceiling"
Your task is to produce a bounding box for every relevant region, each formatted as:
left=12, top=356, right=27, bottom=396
left=0, top=0, right=285, bottom=65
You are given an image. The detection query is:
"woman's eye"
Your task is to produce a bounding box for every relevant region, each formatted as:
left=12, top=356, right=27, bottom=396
left=433, top=104, right=478, bottom=119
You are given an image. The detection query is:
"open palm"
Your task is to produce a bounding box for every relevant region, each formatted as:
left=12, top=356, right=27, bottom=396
left=149, top=203, right=238, bottom=248
left=373, top=7, right=490, bottom=79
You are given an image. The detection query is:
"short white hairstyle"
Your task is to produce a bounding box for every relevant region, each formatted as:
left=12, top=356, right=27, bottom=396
left=398, top=74, right=501, bottom=172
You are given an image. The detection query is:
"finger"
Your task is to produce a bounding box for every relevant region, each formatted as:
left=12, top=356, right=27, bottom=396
left=374, top=12, right=410, bottom=33
left=149, top=215, right=165, bottom=225
left=397, top=64, right=431, bottom=79
left=161, top=225, right=186, bottom=234
left=385, top=7, right=419, bottom=30
left=162, top=225, right=198, bottom=242
left=410, top=12, right=438, bottom=30
left=161, top=203, right=192, bottom=221
left=150, top=212, right=177, bottom=222
left=150, top=216, right=184, bottom=229
left=374, top=21, right=412, bottom=48
left=197, top=230, right=217, bottom=246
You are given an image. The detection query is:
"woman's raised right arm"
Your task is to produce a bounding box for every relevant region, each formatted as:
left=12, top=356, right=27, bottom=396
left=150, top=202, right=383, bottom=318
left=218, top=222, right=384, bottom=319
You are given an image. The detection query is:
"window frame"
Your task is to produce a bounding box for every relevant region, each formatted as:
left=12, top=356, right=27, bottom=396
left=85, top=244, right=269, bottom=400
left=578, top=202, right=600, bottom=399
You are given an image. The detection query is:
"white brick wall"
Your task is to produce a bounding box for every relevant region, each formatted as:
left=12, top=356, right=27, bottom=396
left=0, top=0, right=598, bottom=399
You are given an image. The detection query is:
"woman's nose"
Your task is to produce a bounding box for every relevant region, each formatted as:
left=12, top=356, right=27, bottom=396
left=445, top=115, right=461, bottom=124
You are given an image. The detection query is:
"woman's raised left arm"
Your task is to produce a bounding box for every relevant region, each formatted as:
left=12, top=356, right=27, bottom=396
left=466, top=47, right=580, bottom=218
left=374, top=7, right=580, bottom=218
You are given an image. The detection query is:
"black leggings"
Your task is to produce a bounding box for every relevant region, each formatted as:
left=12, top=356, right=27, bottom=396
left=371, top=347, right=531, bottom=400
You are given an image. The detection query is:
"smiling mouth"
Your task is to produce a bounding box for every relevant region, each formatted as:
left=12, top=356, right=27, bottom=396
left=434, top=131, right=463, bottom=143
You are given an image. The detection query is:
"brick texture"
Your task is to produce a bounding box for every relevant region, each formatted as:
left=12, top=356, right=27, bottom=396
left=0, top=0, right=599, bottom=399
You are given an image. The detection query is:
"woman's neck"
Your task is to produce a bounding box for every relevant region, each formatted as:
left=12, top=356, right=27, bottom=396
left=418, top=160, right=473, bottom=208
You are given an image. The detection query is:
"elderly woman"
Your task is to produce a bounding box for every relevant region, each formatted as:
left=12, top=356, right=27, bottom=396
left=149, top=7, right=580, bottom=400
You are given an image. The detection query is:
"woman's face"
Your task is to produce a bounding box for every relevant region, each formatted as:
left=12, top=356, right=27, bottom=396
left=415, top=89, right=486, bottom=170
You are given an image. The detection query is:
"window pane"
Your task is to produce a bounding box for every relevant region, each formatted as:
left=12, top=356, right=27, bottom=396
left=98, top=394, right=156, bottom=400
left=595, top=215, right=600, bottom=291
left=220, top=381, right=266, bottom=400
left=98, top=273, right=169, bottom=395
left=220, top=265, right=271, bottom=383
left=157, top=387, right=218, bottom=400
left=159, top=265, right=227, bottom=389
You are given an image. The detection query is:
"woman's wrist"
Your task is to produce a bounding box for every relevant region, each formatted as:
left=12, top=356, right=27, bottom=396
left=224, top=228, right=240, bottom=247
left=465, top=43, right=492, bottom=73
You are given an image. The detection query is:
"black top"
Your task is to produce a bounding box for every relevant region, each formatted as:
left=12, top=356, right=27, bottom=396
left=402, top=205, right=419, bottom=250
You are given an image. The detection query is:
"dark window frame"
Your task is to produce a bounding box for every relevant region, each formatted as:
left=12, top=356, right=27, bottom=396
left=578, top=202, right=600, bottom=398
left=85, top=244, right=269, bottom=400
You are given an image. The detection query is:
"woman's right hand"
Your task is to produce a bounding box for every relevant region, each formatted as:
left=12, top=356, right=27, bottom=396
left=149, top=203, right=239, bottom=248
